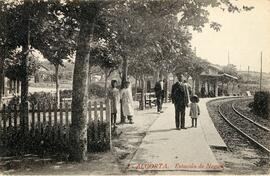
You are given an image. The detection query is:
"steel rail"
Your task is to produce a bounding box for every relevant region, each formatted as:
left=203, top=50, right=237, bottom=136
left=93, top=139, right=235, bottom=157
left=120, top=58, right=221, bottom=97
left=232, top=102, right=270, bottom=132
left=218, top=103, right=270, bottom=154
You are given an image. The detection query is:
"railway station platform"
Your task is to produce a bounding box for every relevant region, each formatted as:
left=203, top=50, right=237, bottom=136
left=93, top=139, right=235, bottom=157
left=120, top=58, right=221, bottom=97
left=128, top=97, right=227, bottom=172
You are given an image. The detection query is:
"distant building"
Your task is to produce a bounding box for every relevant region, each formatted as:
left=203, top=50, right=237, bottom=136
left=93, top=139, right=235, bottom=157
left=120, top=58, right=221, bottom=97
left=197, top=64, right=239, bottom=97
left=1, top=76, right=20, bottom=98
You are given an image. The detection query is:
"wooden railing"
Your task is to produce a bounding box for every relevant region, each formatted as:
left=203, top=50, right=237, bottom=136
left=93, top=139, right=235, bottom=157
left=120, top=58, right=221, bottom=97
left=0, top=99, right=111, bottom=153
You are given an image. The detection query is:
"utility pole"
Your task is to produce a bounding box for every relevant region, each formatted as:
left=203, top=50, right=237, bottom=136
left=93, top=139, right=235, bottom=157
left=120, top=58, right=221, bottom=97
left=228, top=50, right=230, bottom=65
left=260, top=52, right=262, bottom=91
left=247, top=66, right=250, bottom=83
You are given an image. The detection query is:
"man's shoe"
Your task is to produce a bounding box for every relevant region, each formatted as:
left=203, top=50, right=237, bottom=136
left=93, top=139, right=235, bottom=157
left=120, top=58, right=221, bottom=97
left=176, top=127, right=180, bottom=130
left=129, top=121, right=134, bottom=124
left=181, top=127, right=187, bottom=129
left=160, top=110, right=164, bottom=113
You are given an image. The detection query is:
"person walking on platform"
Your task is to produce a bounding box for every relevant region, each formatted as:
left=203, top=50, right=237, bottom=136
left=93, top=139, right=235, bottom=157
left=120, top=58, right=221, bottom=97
left=171, top=73, right=189, bottom=130
left=154, top=78, right=164, bottom=113
left=190, top=95, right=200, bottom=128
left=120, top=81, right=134, bottom=124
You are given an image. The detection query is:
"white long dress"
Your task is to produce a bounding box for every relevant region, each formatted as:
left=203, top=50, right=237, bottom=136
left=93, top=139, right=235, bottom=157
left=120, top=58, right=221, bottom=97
left=120, top=87, right=134, bottom=116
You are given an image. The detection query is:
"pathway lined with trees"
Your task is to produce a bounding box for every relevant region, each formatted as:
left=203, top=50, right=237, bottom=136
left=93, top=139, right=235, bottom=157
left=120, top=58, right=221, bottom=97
left=0, top=0, right=253, bottom=162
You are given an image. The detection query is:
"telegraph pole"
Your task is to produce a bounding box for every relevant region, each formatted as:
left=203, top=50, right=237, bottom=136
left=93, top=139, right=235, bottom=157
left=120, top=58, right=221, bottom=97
left=247, top=66, right=250, bottom=83
left=228, top=50, right=230, bottom=65
left=259, top=52, right=262, bottom=91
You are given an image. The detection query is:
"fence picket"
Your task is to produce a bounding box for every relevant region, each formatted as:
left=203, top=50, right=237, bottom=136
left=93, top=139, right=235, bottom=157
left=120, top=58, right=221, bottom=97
left=93, top=101, right=98, bottom=142
left=31, top=103, right=35, bottom=135
left=54, top=103, right=57, bottom=126
left=100, top=102, right=104, bottom=123
left=37, top=103, right=41, bottom=131
left=88, top=101, right=92, bottom=123
left=105, top=99, right=111, bottom=149
left=65, top=103, right=69, bottom=126
left=7, top=106, right=12, bottom=130
left=53, top=103, right=57, bottom=140
left=2, top=104, right=6, bottom=135
left=64, top=102, right=69, bottom=142
left=43, top=103, right=46, bottom=125
left=14, top=104, right=18, bottom=130
left=48, top=102, right=52, bottom=127
left=0, top=105, right=2, bottom=130
left=59, top=102, right=63, bottom=138
left=94, top=102, right=98, bottom=122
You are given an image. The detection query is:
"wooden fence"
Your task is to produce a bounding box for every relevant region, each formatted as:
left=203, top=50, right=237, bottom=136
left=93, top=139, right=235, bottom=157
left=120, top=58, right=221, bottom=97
left=0, top=99, right=111, bottom=153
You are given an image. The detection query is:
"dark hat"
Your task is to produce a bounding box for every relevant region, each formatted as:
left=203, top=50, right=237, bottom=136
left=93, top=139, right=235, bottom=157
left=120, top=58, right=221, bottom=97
left=190, top=95, right=199, bottom=103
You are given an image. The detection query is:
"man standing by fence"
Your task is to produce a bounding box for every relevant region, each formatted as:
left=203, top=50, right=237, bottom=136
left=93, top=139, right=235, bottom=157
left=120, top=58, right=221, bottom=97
left=154, top=78, right=164, bottom=113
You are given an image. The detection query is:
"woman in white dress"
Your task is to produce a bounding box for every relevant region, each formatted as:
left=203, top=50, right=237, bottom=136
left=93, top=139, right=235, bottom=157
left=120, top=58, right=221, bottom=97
left=120, top=81, right=134, bottom=124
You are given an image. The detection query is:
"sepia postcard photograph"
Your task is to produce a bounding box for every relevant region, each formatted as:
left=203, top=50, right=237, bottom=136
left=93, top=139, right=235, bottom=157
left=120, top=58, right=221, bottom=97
left=0, top=0, right=269, bottom=175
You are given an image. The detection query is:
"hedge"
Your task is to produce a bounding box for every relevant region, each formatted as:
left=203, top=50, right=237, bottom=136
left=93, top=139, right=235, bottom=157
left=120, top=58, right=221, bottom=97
left=253, top=91, right=270, bottom=119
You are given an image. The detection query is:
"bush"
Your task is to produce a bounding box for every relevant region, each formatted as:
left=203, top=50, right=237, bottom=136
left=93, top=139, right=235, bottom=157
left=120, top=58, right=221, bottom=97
left=253, top=91, right=270, bottom=119
left=88, top=83, right=106, bottom=98
left=28, top=92, right=56, bottom=108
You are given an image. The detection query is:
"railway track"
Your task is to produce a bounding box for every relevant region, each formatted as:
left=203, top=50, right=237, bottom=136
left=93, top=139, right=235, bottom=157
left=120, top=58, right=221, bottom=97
left=218, top=98, right=270, bottom=154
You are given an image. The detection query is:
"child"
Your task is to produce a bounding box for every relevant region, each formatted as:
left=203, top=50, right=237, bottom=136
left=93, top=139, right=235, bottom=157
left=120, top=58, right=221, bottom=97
left=108, top=80, right=120, bottom=128
left=189, top=95, right=200, bottom=127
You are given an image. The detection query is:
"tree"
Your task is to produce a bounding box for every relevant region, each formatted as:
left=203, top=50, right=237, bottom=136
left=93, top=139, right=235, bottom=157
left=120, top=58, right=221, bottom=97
left=90, top=39, right=121, bottom=95
left=59, top=1, right=105, bottom=161
left=36, top=8, right=77, bottom=105
left=2, top=0, right=49, bottom=133
left=222, top=64, right=238, bottom=77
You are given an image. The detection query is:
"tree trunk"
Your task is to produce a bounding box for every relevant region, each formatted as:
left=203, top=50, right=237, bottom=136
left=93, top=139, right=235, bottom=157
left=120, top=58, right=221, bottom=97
left=20, top=2, right=31, bottom=134
left=195, top=76, right=200, bottom=95
left=120, top=55, right=128, bottom=123
left=135, top=75, right=138, bottom=101
left=164, top=73, right=169, bottom=103
left=70, top=7, right=97, bottom=161
left=104, top=69, right=108, bottom=97
left=88, top=66, right=92, bottom=85
left=55, top=64, right=60, bottom=106
left=140, top=75, right=145, bottom=110
left=121, top=56, right=128, bottom=88
left=155, top=68, right=160, bottom=83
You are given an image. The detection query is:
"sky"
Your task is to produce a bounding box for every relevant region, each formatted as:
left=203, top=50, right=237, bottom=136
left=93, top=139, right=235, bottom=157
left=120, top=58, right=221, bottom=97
left=191, top=0, right=270, bottom=73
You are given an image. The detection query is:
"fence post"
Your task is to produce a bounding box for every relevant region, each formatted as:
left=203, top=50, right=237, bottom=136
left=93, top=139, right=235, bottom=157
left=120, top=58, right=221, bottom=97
left=14, top=104, right=18, bottom=131
left=48, top=102, right=52, bottom=137
left=65, top=102, right=69, bottom=126
left=37, top=103, right=41, bottom=132
left=59, top=102, right=63, bottom=138
left=31, top=103, right=35, bottom=136
left=100, top=101, right=104, bottom=123
left=53, top=103, right=57, bottom=140
left=105, top=99, right=111, bottom=150
left=64, top=102, right=69, bottom=142
left=88, top=101, right=91, bottom=123
left=94, top=101, right=98, bottom=142
left=0, top=104, right=3, bottom=131
left=7, top=106, right=11, bottom=131
left=3, top=104, right=6, bottom=136
left=42, top=103, right=46, bottom=125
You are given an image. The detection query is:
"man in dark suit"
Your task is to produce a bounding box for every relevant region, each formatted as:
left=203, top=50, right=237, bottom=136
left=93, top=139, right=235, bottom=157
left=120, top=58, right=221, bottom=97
left=171, top=73, right=189, bottom=129
left=154, top=79, right=164, bottom=113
